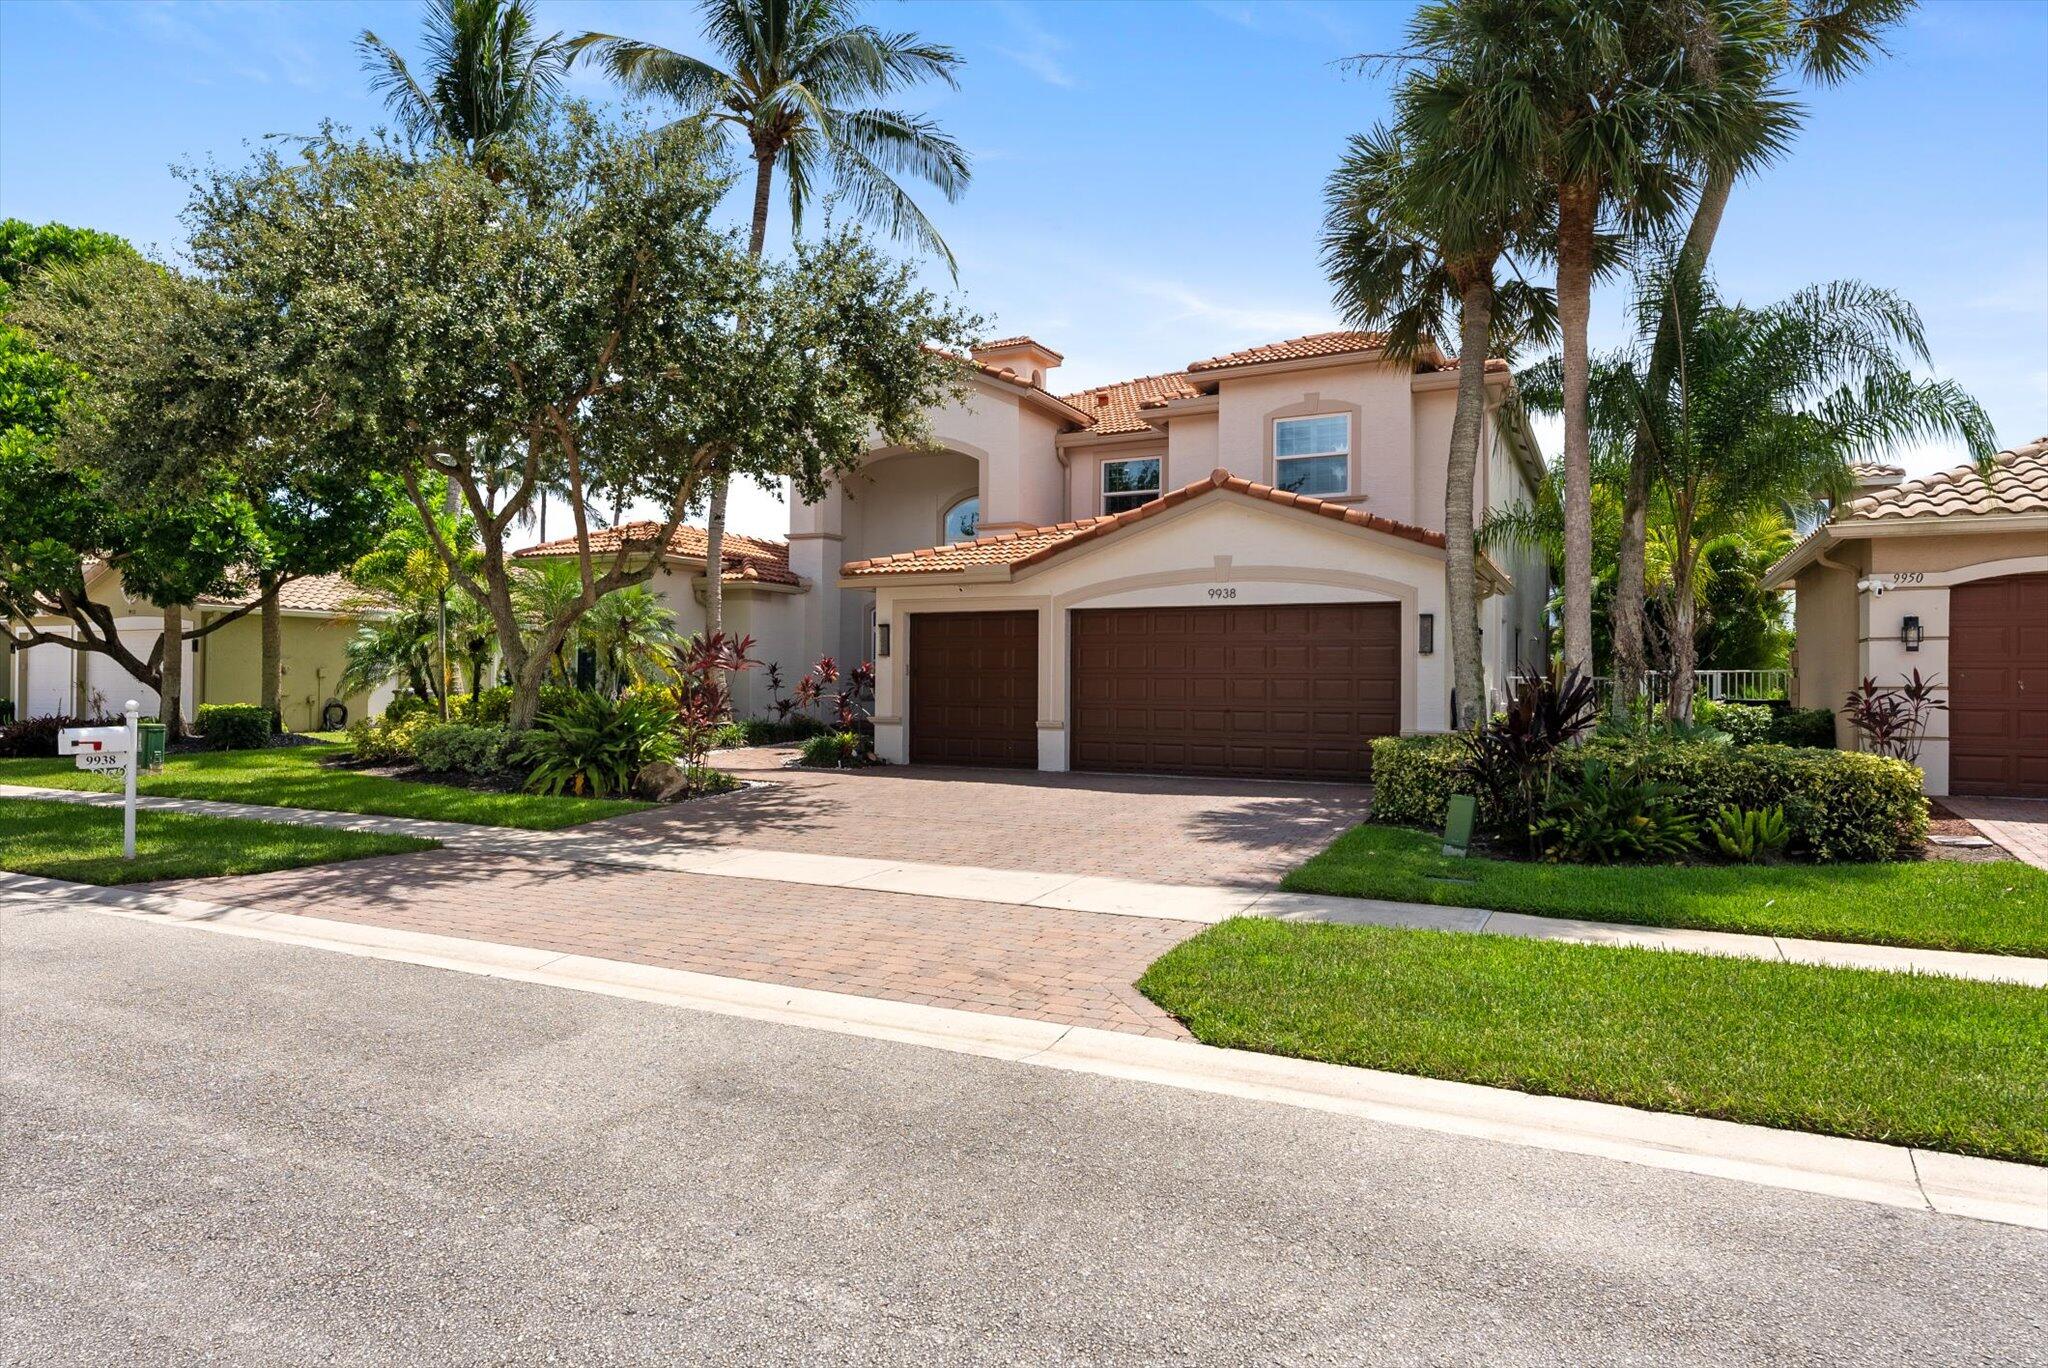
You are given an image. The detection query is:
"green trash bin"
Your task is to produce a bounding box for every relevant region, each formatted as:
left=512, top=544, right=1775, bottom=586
left=136, top=720, right=168, bottom=771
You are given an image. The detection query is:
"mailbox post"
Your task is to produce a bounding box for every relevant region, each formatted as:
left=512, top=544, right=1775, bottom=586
left=58, top=702, right=141, bottom=860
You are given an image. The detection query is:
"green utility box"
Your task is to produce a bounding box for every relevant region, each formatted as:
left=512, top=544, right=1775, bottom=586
left=136, top=721, right=168, bottom=771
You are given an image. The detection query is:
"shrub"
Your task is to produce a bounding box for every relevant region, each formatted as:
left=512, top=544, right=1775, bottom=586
left=798, top=730, right=871, bottom=768
left=412, top=722, right=518, bottom=779
left=1769, top=706, right=1837, bottom=749
left=382, top=694, right=432, bottom=723
left=196, top=703, right=273, bottom=750
left=1843, top=671, right=1945, bottom=763
left=1708, top=804, right=1791, bottom=863
left=1533, top=759, right=1700, bottom=864
left=520, top=692, right=679, bottom=797
left=711, top=716, right=829, bottom=749
left=448, top=686, right=513, bottom=726
left=1460, top=666, right=1601, bottom=852
left=0, top=713, right=119, bottom=759
left=344, top=711, right=436, bottom=764
left=1694, top=699, right=1772, bottom=746
left=1374, top=733, right=1926, bottom=862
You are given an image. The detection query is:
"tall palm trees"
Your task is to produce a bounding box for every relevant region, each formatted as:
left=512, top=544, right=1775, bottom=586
left=358, top=0, right=572, bottom=169
left=1323, top=109, right=1552, bottom=725
left=573, top=0, right=970, bottom=638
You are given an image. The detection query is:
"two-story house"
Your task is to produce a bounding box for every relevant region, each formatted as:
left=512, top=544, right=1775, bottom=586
left=797, top=330, right=1548, bottom=779
left=514, top=329, right=1546, bottom=780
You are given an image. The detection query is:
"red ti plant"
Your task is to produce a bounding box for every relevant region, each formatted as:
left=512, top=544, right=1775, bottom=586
left=668, top=632, right=759, bottom=768
left=788, top=655, right=876, bottom=753
left=1843, top=671, right=1945, bottom=764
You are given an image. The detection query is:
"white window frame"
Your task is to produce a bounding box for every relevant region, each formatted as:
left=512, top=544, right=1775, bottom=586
left=1100, top=456, right=1162, bottom=514
left=941, top=493, right=980, bottom=543
left=1272, top=413, right=1351, bottom=497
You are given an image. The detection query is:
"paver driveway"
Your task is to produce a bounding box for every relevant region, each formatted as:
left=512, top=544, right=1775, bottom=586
left=609, top=746, right=1372, bottom=888
left=164, top=750, right=1371, bottom=1037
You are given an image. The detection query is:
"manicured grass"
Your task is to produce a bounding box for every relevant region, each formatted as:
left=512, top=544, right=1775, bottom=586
left=0, top=798, right=437, bottom=885
left=1284, top=823, right=2048, bottom=958
left=1139, top=918, right=2048, bottom=1164
left=0, top=745, right=648, bottom=830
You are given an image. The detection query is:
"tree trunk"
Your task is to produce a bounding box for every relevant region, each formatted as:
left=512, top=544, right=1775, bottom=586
left=1667, top=547, right=1699, bottom=724
left=1555, top=177, right=1599, bottom=680
left=702, top=154, right=780, bottom=644
left=1446, top=272, right=1496, bottom=729
left=1613, top=162, right=1734, bottom=717
left=159, top=605, right=185, bottom=739
left=436, top=586, right=450, bottom=721
left=259, top=575, right=283, bottom=734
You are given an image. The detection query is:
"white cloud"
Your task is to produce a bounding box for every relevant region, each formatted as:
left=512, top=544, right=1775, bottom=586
left=992, top=1, right=1076, bottom=89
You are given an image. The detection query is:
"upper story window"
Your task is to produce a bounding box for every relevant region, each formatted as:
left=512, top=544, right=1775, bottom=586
left=1274, top=414, right=1350, bottom=497
left=942, top=495, right=980, bottom=542
left=1102, top=457, right=1161, bottom=514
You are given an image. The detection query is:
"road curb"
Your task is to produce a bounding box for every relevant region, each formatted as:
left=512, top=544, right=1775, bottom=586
left=10, top=872, right=2041, bottom=1231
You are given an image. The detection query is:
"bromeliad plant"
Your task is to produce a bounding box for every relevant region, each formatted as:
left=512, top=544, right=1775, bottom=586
left=1708, top=803, right=1791, bottom=863
left=1843, top=671, right=1945, bottom=766
left=520, top=691, right=678, bottom=797
left=1534, top=758, right=1701, bottom=864
left=1459, top=665, right=1601, bottom=854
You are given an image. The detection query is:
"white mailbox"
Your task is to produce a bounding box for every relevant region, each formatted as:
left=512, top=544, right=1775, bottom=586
left=58, top=726, right=133, bottom=755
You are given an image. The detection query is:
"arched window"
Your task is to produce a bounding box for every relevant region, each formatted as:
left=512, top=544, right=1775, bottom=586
left=942, top=495, right=980, bottom=542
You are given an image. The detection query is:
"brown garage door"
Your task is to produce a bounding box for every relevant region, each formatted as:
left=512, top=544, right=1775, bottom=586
left=908, top=611, right=1038, bottom=768
left=1950, top=573, right=2048, bottom=798
left=1071, top=603, right=1400, bottom=781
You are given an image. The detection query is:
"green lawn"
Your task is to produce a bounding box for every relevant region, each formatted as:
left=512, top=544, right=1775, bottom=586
left=0, top=798, right=438, bottom=885
left=1139, top=918, right=2048, bottom=1165
left=0, top=745, right=648, bottom=830
left=1284, top=824, right=2048, bottom=958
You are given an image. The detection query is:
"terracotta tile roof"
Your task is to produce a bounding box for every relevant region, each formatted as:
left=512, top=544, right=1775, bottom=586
left=974, top=335, right=1064, bottom=362
left=842, top=467, right=1445, bottom=580
left=514, top=521, right=801, bottom=586
left=1839, top=437, right=2048, bottom=523
left=198, top=573, right=392, bottom=615
left=1847, top=461, right=1906, bottom=480
left=1185, top=330, right=1391, bottom=373
left=1057, top=371, right=1202, bottom=436
left=1430, top=355, right=1512, bottom=374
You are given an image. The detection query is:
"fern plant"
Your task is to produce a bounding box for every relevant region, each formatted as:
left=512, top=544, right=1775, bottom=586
left=1707, top=804, right=1791, bottom=863
left=519, top=692, right=678, bottom=797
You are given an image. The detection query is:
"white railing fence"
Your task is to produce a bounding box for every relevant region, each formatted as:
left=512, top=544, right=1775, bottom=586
left=1583, top=669, right=1789, bottom=706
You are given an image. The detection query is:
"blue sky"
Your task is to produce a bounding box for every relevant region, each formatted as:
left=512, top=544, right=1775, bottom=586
left=3, top=0, right=2044, bottom=539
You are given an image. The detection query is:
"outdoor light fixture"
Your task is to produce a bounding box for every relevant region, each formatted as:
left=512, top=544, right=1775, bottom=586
left=1418, top=612, right=1435, bottom=655
left=1901, top=615, right=1923, bottom=652
left=876, top=622, right=891, bottom=658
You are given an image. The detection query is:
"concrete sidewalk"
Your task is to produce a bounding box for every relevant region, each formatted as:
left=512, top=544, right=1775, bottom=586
left=10, top=873, right=2043, bottom=1233
left=8, top=782, right=2046, bottom=987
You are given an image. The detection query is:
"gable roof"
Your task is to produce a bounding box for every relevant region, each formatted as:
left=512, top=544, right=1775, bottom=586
left=841, top=467, right=1449, bottom=581
left=514, top=522, right=802, bottom=586
left=197, top=573, right=390, bottom=615
left=1765, top=436, right=2048, bottom=587
left=1058, top=371, right=1203, bottom=436
left=1186, top=330, right=1391, bottom=373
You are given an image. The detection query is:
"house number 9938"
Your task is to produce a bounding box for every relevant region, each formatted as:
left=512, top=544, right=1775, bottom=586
left=1208, top=587, right=1237, bottom=599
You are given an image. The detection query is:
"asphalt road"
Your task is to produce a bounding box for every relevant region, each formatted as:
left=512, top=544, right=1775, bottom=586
left=4, top=902, right=2044, bottom=1366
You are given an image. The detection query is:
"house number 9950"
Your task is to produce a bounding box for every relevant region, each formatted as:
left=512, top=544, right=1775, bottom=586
left=1208, top=587, right=1237, bottom=599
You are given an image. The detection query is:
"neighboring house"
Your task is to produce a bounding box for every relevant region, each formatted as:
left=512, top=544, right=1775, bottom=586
left=807, top=330, right=1548, bottom=779
left=5, top=568, right=396, bottom=731
left=1766, top=436, right=2048, bottom=798
left=511, top=523, right=808, bottom=719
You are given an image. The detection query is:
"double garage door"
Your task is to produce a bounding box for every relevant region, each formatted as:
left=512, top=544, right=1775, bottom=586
left=1950, top=573, right=2048, bottom=798
left=909, top=603, right=1401, bottom=779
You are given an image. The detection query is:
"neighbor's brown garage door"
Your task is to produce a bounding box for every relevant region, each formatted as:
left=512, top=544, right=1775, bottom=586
left=1950, top=572, right=2048, bottom=798
left=1070, top=603, right=1400, bottom=781
left=908, top=611, right=1038, bottom=767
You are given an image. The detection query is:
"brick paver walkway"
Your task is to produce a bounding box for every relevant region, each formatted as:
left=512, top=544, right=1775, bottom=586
left=614, top=748, right=1371, bottom=888
left=1941, top=796, right=2048, bottom=871
left=165, top=850, right=1201, bottom=1037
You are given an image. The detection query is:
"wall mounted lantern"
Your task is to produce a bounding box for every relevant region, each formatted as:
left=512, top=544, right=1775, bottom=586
left=1901, top=615, right=1923, bottom=653
left=1418, top=612, right=1435, bottom=655
left=876, top=622, right=892, bottom=658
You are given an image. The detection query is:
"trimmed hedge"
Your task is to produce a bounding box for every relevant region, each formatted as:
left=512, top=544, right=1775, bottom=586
left=0, top=714, right=120, bottom=759
left=713, top=715, right=831, bottom=748
left=1694, top=699, right=1772, bottom=745
left=345, top=712, right=437, bottom=764
left=196, top=703, right=273, bottom=750
left=1368, top=733, right=1927, bottom=863
left=1769, top=706, right=1837, bottom=749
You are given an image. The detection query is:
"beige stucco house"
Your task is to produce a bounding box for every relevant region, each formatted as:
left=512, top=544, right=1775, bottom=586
left=1766, top=436, right=2048, bottom=798
left=6, top=568, right=396, bottom=731
left=811, top=330, right=1547, bottom=779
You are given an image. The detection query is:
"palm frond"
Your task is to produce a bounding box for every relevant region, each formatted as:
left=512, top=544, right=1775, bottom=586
left=357, top=30, right=445, bottom=146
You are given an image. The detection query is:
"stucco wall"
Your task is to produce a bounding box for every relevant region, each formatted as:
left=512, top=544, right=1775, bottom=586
left=1163, top=411, right=1219, bottom=489
left=1211, top=361, right=1420, bottom=521
left=863, top=494, right=1451, bottom=771
left=198, top=612, right=387, bottom=732
left=1790, top=548, right=1865, bottom=745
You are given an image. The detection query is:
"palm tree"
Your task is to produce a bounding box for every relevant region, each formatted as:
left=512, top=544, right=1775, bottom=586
left=573, top=0, right=970, bottom=639
left=1323, top=114, right=1553, bottom=727
left=358, top=0, right=572, bottom=170
left=347, top=476, right=484, bottom=718
left=580, top=586, right=679, bottom=696
left=511, top=558, right=587, bottom=684
left=1609, top=0, right=1910, bottom=711
left=1592, top=257, right=1994, bottom=719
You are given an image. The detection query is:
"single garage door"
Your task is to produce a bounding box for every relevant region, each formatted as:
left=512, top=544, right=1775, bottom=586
left=1070, top=603, right=1400, bottom=781
left=1950, top=572, right=2048, bottom=798
left=908, top=611, right=1038, bottom=767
